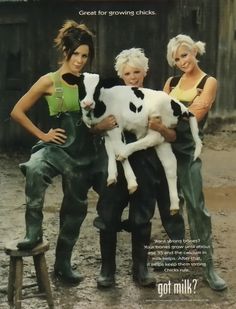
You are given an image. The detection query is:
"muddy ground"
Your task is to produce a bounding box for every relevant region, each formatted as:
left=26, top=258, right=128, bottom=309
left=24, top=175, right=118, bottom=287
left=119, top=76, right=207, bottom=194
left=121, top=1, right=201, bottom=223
left=1, top=127, right=236, bottom=309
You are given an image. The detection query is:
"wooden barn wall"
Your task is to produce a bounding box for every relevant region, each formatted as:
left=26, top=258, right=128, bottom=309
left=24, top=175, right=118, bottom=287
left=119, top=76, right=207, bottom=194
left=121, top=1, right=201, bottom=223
left=167, top=0, right=219, bottom=76
left=215, top=0, right=236, bottom=118
left=0, top=0, right=223, bottom=150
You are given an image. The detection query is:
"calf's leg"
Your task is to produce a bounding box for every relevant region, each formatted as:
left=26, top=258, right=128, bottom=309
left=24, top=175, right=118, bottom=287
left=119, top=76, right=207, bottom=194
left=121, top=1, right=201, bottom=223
left=155, top=142, right=179, bottom=214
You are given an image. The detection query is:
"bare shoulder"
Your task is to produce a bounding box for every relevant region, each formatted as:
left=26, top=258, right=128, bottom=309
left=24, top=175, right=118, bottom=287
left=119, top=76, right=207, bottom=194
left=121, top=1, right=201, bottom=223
left=37, top=73, right=53, bottom=88
left=30, top=73, right=53, bottom=94
left=163, top=77, right=173, bottom=93
left=207, top=75, right=217, bottom=83
left=165, top=76, right=174, bottom=85
left=204, top=76, right=217, bottom=90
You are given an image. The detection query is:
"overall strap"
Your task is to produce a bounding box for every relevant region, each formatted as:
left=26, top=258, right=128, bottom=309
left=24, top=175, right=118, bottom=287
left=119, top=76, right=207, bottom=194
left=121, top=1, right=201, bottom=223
left=54, top=71, right=65, bottom=113
left=196, top=74, right=211, bottom=132
left=170, top=74, right=210, bottom=90
left=169, top=75, right=181, bottom=89
left=196, top=74, right=210, bottom=89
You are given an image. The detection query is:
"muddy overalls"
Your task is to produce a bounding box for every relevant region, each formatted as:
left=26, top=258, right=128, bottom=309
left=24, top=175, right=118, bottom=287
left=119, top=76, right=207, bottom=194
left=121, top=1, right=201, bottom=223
left=170, top=74, right=227, bottom=291
left=94, top=130, right=162, bottom=288
left=17, top=71, right=108, bottom=283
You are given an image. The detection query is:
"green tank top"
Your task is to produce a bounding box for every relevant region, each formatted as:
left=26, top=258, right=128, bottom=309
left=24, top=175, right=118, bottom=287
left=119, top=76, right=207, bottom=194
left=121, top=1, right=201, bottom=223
left=45, top=72, right=80, bottom=116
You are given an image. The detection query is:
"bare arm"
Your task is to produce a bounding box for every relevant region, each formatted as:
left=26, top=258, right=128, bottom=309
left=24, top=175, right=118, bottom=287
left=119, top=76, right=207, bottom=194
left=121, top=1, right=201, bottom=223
left=90, top=115, right=118, bottom=134
left=148, top=116, right=176, bottom=142
left=189, top=77, right=217, bottom=122
left=11, top=75, right=66, bottom=144
left=163, top=76, right=217, bottom=122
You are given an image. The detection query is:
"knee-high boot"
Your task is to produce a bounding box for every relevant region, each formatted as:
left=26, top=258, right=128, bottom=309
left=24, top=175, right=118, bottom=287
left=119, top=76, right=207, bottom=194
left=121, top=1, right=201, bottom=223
left=201, top=245, right=227, bottom=291
left=203, top=259, right=227, bottom=291
left=97, top=230, right=117, bottom=288
left=17, top=156, right=56, bottom=250
left=132, top=223, right=156, bottom=287
left=17, top=205, right=43, bottom=250
left=54, top=211, right=85, bottom=284
left=54, top=238, right=83, bottom=284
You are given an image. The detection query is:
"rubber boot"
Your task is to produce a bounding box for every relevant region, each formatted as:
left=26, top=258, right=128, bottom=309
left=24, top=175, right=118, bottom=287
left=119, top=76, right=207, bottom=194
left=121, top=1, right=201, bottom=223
left=132, top=223, right=156, bottom=287
left=54, top=238, right=83, bottom=284
left=203, top=259, right=227, bottom=291
left=17, top=206, right=43, bottom=250
left=97, top=230, right=117, bottom=288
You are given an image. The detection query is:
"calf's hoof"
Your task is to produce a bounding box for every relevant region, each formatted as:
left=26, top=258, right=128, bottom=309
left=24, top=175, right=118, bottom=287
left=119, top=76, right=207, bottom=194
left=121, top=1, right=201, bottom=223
left=170, top=204, right=179, bottom=216
left=128, top=184, right=138, bottom=194
left=116, top=155, right=124, bottom=161
left=107, top=178, right=117, bottom=186
left=170, top=209, right=179, bottom=216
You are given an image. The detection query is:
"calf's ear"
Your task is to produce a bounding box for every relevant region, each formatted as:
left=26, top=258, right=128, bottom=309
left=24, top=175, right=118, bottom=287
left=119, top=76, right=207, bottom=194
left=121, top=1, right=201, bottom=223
left=62, top=73, right=86, bottom=101
left=100, top=76, right=123, bottom=88
left=62, top=73, right=82, bottom=85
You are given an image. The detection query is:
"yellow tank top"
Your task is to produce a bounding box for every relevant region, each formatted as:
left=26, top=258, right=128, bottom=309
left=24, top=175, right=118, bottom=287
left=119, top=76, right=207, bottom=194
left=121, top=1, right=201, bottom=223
left=169, top=75, right=207, bottom=107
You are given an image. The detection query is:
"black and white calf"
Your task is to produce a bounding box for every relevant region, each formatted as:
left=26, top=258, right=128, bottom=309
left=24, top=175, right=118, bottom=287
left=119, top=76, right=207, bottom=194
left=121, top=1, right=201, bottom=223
left=78, top=72, right=202, bottom=214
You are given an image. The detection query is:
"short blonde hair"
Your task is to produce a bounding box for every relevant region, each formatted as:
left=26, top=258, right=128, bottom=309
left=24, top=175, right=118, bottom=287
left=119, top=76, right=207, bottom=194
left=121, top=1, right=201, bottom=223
left=114, top=48, right=149, bottom=78
left=167, top=34, right=206, bottom=67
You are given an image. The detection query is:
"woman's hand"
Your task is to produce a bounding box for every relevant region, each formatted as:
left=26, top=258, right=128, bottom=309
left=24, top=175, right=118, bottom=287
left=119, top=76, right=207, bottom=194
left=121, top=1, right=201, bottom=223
left=41, top=128, right=67, bottom=144
left=148, top=116, right=165, bottom=132
left=91, top=115, right=118, bottom=133
left=148, top=116, right=176, bottom=142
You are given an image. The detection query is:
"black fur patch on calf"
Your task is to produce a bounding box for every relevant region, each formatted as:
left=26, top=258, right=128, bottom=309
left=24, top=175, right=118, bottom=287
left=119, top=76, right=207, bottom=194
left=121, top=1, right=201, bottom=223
left=93, top=82, right=102, bottom=103
left=62, top=73, right=81, bottom=85
left=62, top=73, right=87, bottom=101
left=137, top=105, right=143, bottom=112
left=182, top=111, right=189, bottom=118
left=78, top=76, right=86, bottom=101
left=171, top=100, right=183, bottom=117
left=131, top=87, right=144, bottom=100
left=92, top=80, right=107, bottom=117
left=94, top=100, right=106, bottom=118
left=129, top=102, right=143, bottom=113
left=100, top=77, right=123, bottom=88
left=129, top=102, right=136, bottom=113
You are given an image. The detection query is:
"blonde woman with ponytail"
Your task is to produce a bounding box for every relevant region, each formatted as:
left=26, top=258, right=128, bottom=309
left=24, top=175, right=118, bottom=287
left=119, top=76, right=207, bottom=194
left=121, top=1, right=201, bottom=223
left=150, top=34, right=227, bottom=291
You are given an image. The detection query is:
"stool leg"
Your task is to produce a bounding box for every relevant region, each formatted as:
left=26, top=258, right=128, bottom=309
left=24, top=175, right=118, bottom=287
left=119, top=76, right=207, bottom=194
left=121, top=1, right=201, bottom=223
left=34, top=254, right=54, bottom=308
left=15, top=257, right=23, bottom=309
left=8, top=256, right=16, bottom=304
left=33, top=254, right=44, bottom=292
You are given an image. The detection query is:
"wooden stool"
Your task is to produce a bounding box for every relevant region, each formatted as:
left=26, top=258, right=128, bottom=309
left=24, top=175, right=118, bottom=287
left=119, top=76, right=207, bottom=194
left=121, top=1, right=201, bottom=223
left=4, top=240, right=54, bottom=309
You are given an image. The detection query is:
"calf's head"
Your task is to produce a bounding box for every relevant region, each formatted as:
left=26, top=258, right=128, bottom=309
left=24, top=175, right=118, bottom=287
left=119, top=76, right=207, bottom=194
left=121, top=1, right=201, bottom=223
left=79, top=73, right=100, bottom=111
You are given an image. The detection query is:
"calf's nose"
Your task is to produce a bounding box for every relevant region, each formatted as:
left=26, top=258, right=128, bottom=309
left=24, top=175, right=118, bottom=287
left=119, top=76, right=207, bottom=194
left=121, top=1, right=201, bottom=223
left=82, top=101, right=94, bottom=110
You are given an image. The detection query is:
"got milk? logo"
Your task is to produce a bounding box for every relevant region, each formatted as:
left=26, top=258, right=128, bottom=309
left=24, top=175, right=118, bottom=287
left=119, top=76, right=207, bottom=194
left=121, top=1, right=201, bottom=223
left=157, top=279, right=198, bottom=297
